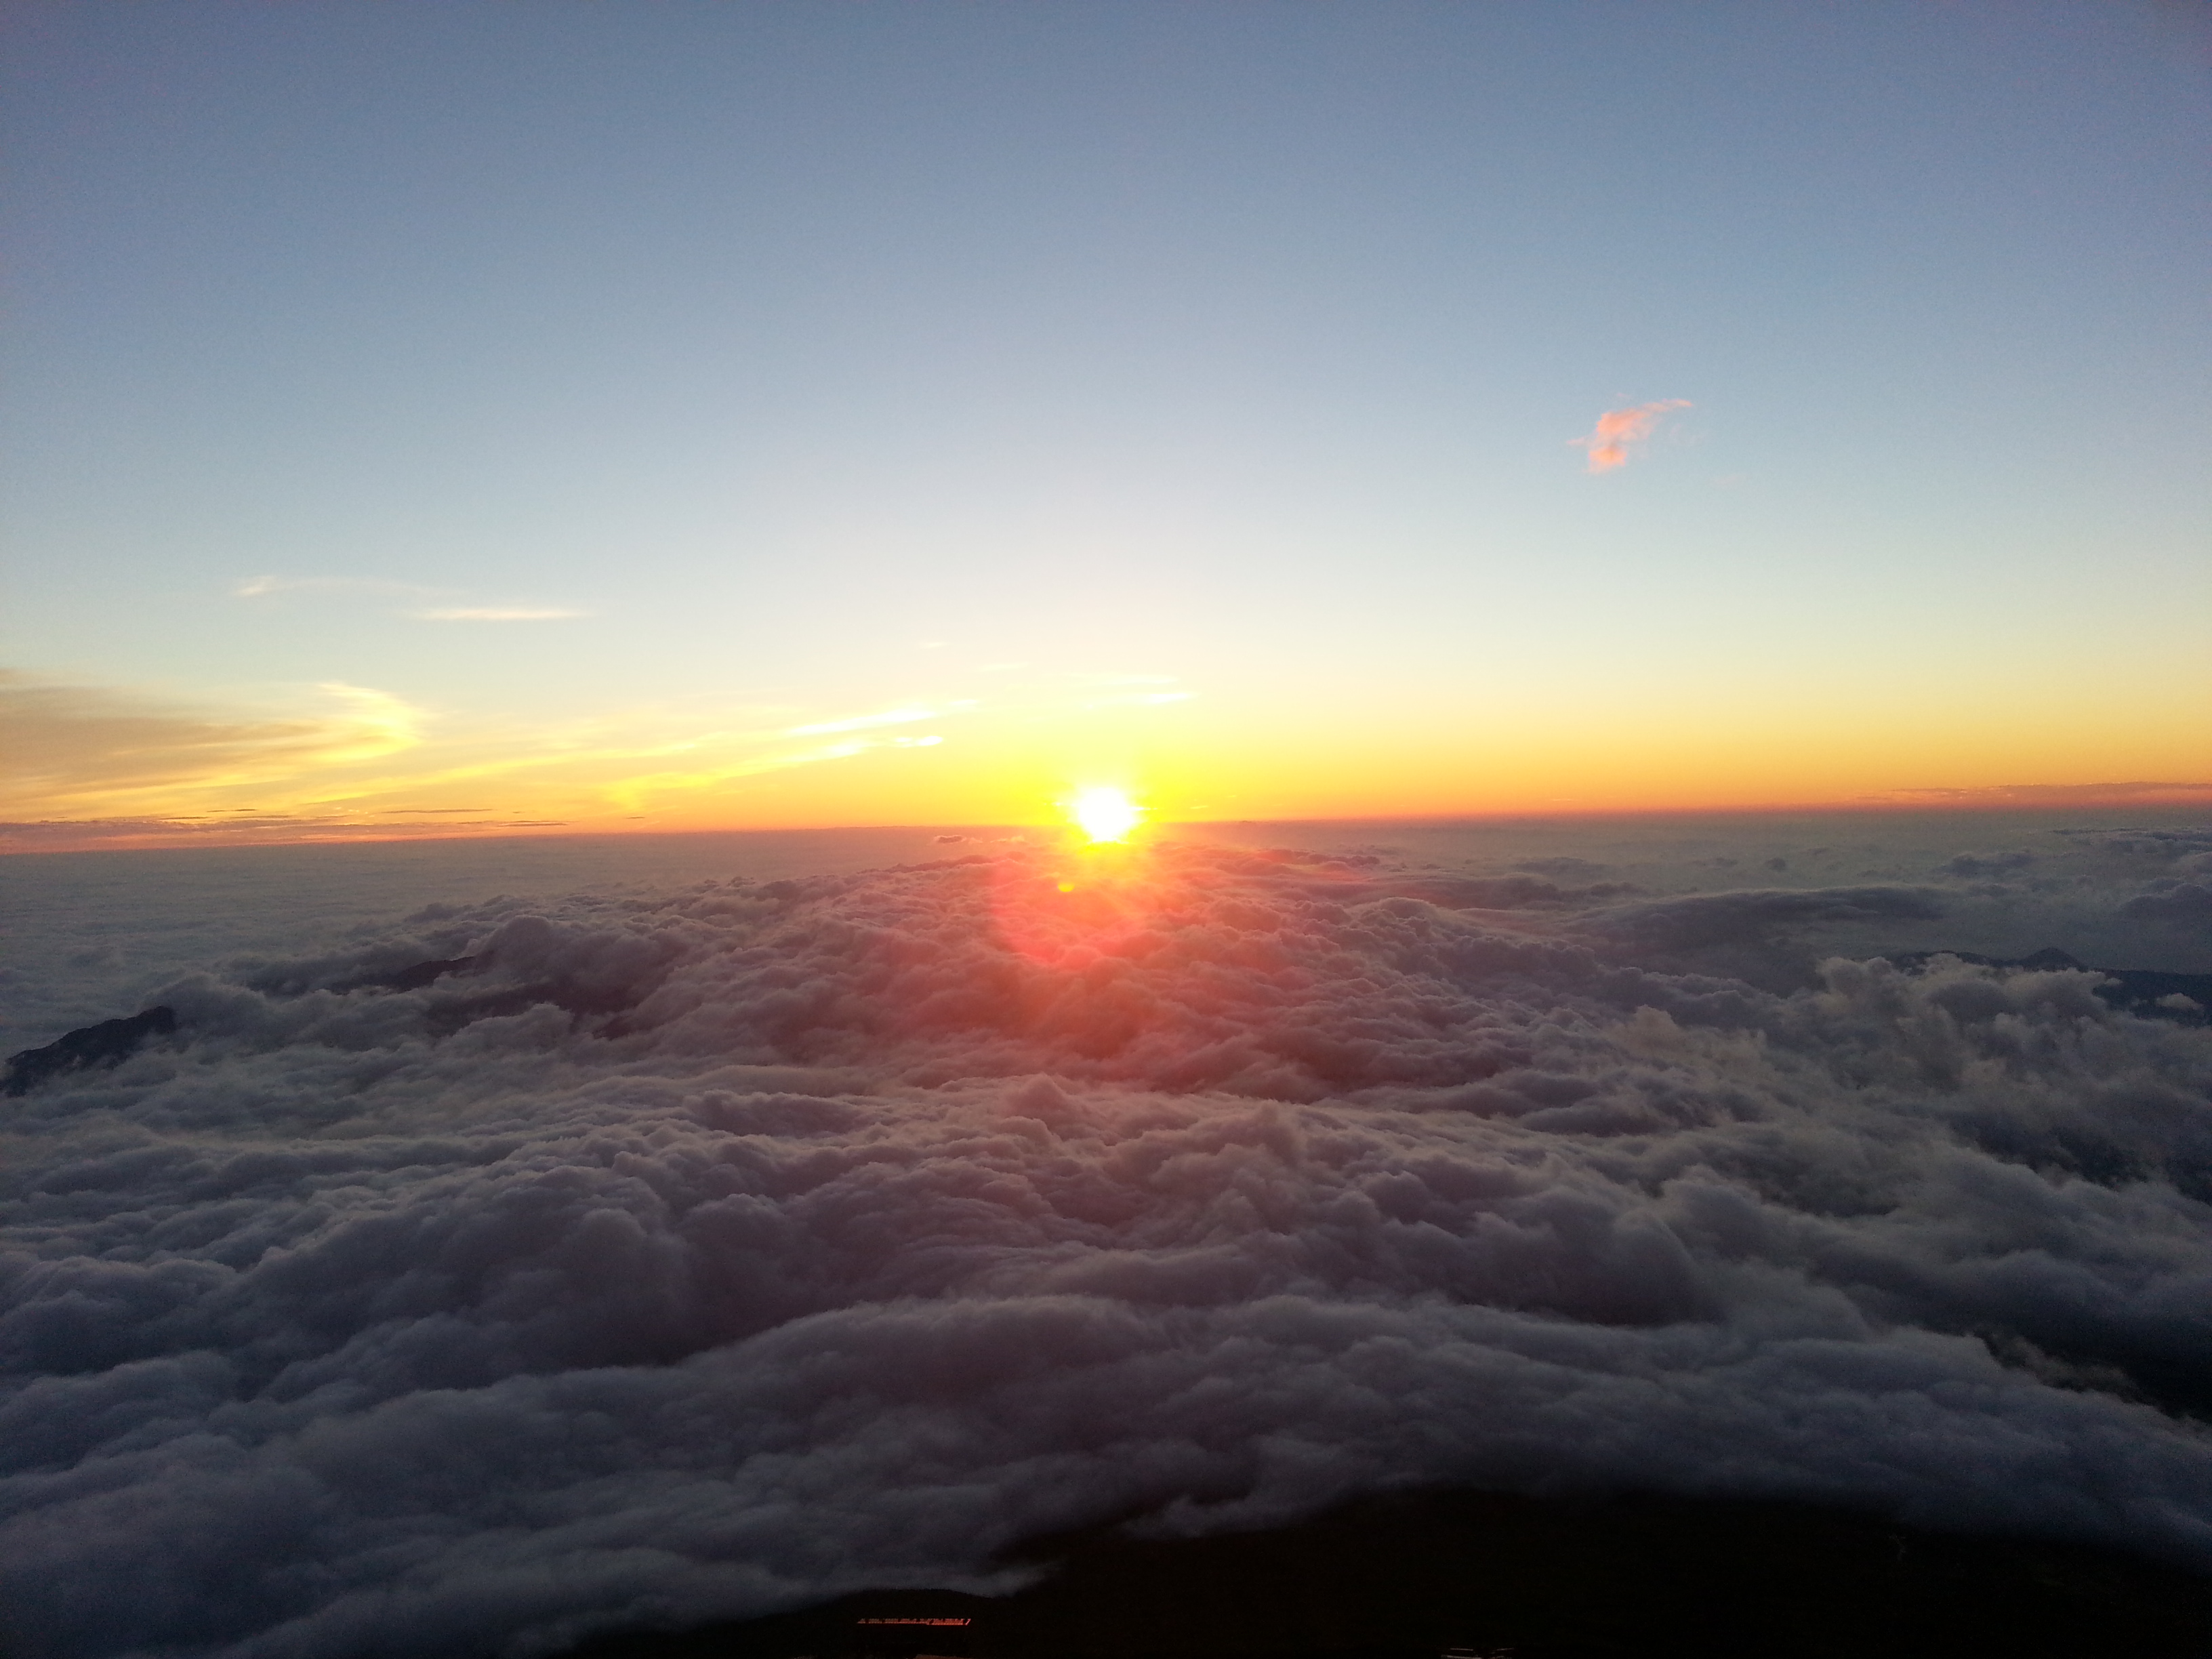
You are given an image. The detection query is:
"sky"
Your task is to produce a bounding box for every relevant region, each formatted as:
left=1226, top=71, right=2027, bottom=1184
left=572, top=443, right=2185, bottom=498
left=4, top=0, right=2209, bottom=846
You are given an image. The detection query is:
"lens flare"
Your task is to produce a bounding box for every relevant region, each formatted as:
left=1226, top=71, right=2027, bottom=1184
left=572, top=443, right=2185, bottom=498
left=1069, top=786, right=1143, bottom=844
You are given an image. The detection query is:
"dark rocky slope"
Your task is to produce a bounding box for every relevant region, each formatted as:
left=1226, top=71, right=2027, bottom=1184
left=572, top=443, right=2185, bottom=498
left=561, top=1487, right=2212, bottom=1659
left=3, top=1006, right=176, bottom=1097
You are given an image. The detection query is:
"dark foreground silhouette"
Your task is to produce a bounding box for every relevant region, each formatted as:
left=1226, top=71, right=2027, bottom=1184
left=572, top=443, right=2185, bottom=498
left=2, top=1006, right=176, bottom=1096
left=562, top=1488, right=2212, bottom=1659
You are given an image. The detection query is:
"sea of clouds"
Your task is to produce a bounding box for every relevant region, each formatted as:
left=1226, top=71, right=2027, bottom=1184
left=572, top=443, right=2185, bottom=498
left=2, top=814, right=2209, bottom=1659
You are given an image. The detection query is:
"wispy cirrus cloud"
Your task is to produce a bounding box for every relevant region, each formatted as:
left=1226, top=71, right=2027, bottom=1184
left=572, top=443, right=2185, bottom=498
left=1083, top=690, right=1192, bottom=710
left=0, top=674, right=832, bottom=843
left=0, top=813, right=568, bottom=850
left=585, top=704, right=976, bottom=812
left=786, top=704, right=968, bottom=737
left=0, top=671, right=424, bottom=820
left=1871, top=781, right=2212, bottom=806
left=237, top=576, right=584, bottom=621
left=0, top=666, right=1203, bottom=848
left=234, top=575, right=441, bottom=599
left=1065, top=671, right=1193, bottom=711
left=413, top=607, right=587, bottom=622
left=1573, top=398, right=1692, bottom=473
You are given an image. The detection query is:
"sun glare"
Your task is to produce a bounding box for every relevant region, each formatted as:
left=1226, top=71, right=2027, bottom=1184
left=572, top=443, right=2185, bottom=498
left=1069, top=785, right=1143, bottom=844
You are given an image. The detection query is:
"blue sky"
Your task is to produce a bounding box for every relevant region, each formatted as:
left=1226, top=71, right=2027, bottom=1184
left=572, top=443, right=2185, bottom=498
left=5, top=1, right=2208, bottom=838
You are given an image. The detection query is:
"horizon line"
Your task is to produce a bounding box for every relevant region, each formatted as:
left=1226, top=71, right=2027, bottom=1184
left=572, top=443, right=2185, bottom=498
left=7, top=792, right=2211, bottom=857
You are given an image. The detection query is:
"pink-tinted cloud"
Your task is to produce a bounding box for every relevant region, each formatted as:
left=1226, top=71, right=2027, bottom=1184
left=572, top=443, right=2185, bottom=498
left=1574, top=398, right=1691, bottom=472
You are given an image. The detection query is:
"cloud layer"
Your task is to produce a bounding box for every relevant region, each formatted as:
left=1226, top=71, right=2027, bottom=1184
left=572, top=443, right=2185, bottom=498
left=2, top=836, right=2209, bottom=1658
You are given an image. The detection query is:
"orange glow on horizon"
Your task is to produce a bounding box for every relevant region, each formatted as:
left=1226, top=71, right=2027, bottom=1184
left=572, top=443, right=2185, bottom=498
left=7, top=671, right=2211, bottom=854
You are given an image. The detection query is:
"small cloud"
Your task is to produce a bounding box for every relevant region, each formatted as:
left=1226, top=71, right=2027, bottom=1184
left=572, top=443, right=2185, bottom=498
left=413, top=608, right=585, bottom=622
left=235, top=575, right=440, bottom=599
left=1082, top=691, right=1193, bottom=710
left=237, top=578, right=579, bottom=621
left=1573, top=399, right=1692, bottom=474
left=787, top=705, right=956, bottom=737
left=1942, top=851, right=2036, bottom=878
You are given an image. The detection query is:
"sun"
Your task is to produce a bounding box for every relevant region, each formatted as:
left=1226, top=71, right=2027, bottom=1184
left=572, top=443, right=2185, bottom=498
left=1068, top=785, right=1143, bottom=844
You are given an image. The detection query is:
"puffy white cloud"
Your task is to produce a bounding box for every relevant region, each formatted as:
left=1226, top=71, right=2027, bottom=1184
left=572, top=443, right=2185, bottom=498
left=2, top=837, right=2210, bottom=1658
